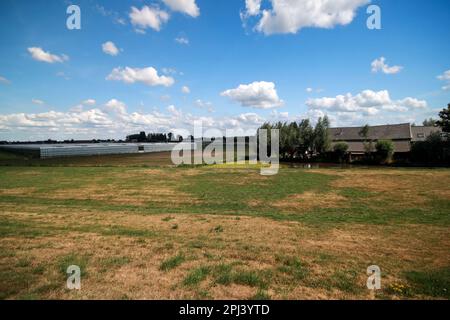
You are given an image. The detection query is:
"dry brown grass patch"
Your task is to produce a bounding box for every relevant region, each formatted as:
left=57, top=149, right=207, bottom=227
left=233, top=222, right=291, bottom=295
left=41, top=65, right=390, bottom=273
left=271, top=192, right=346, bottom=212
left=0, top=187, right=37, bottom=196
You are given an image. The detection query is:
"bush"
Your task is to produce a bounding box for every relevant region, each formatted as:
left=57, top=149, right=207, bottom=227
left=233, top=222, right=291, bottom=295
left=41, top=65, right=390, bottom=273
left=376, top=140, right=394, bottom=164
left=411, top=132, right=450, bottom=165
left=333, top=142, right=349, bottom=163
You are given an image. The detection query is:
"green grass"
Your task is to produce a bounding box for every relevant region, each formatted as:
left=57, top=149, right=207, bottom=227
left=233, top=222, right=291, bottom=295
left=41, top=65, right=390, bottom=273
left=100, top=257, right=131, bottom=269
left=276, top=256, right=308, bottom=280
left=15, top=258, right=32, bottom=268
left=405, top=268, right=450, bottom=299
left=57, top=253, right=89, bottom=277
left=0, top=150, right=27, bottom=161
left=183, top=266, right=211, bottom=286
left=0, top=270, right=36, bottom=300
left=212, top=264, right=234, bottom=285
left=233, top=270, right=267, bottom=288
left=1, top=162, right=449, bottom=299
left=331, top=270, right=362, bottom=294
left=209, top=263, right=270, bottom=289
left=159, top=253, right=186, bottom=271
left=1, top=166, right=449, bottom=226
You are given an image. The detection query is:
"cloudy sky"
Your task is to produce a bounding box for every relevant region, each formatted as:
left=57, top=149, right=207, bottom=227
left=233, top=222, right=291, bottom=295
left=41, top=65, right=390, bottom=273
left=0, top=0, right=449, bottom=140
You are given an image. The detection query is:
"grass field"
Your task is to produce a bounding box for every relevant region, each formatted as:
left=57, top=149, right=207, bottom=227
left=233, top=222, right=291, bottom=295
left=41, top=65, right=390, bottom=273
left=0, top=152, right=449, bottom=300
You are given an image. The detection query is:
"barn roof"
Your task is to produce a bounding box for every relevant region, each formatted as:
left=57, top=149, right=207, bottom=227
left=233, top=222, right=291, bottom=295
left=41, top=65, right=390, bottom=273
left=329, top=123, right=412, bottom=141
left=411, top=126, right=442, bottom=142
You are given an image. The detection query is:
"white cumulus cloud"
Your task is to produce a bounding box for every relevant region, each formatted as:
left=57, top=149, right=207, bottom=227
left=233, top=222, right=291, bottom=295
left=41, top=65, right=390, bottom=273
left=195, top=99, right=215, bottom=113
left=242, top=0, right=369, bottom=35
left=221, top=81, right=284, bottom=109
left=175, top=37, right=189, bottom=45
left=162, top=0, right=200, bottom=17
left=31, top=99, right=45, bottom=105
left=371, top=57, right=403, bottom=74
left=0, top=76, right=11, bottom=85
left=104, top=99, right=127, bottom=115
left=437, top=70, right=450, bottom=91
left=28, top=47, right=69, bottom=63
left=181, top=86, right=191, bottom=94
left=129, top=6, right=170, bottom=32
left=245, top=0, right=262, bottom=16
left=306, top=90, right=427, bottom=114
left=106, top=67, right=175, bottom=87
left=82, top=99, right=96, bottom=106
left=102, top=41, right=120, bottom=56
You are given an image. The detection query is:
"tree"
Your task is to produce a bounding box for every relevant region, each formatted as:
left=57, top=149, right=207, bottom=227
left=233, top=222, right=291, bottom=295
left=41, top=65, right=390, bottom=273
left=313, top=116, right=331, bottom=154
left=423, top=118, right=438, bottom=127
left=411, top=132, right=450, bottom=164
left=359, top=124, right=370, bottom=139
left=376, top=140, right=394, bottom=164
left=297, top=119, right=314, bottom=159
left=359, top=124, right=374, bottom=154
left=436, top=104, right=450, bottom=133
left=333, top=142, right=349, bottom=163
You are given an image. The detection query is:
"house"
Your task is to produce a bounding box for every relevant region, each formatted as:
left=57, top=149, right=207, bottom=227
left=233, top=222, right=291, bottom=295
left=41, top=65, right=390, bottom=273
left=329, top=123, right=442, bottom=159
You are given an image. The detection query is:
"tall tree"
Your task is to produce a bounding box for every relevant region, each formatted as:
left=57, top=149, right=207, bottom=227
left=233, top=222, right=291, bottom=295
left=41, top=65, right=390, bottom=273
left=297, top=119, right=314, bottom=159
left=313, top=116, right=331, bottom=154
left=436, top=104, right=450, bottom=133
left=359, top=124, right=374, bottom=154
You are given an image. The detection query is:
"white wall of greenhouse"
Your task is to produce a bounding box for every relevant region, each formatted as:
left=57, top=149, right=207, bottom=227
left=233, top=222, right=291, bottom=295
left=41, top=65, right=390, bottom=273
left=0, top=143, right=195, bottom=159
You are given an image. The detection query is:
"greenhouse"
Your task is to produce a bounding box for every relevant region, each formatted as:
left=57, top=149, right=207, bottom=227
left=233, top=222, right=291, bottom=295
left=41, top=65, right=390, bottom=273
left=0, top=143, right=192, bottom=159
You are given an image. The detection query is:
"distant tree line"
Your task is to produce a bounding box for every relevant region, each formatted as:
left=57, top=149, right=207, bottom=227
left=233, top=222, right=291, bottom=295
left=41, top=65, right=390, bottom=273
left=126, top=131, right=183, bottom=143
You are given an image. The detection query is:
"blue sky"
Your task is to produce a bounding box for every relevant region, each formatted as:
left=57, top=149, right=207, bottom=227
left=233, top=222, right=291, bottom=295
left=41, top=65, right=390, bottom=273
left=0, top=0, right=449, bottom=140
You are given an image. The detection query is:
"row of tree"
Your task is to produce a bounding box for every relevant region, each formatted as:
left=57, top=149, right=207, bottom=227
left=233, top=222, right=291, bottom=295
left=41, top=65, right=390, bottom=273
left=257, top=116, right=331, bottom=161
left=126, top=131, right=184, bottom=143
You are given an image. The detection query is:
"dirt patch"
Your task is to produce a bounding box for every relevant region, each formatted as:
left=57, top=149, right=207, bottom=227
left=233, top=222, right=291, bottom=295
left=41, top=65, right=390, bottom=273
left=0, top=187, right=37, bottom=196
left=209, top=284, right=256, bottom=300
left=43, top=184, right=199, bottom=206
left=271, top=192, right=346, bottom=211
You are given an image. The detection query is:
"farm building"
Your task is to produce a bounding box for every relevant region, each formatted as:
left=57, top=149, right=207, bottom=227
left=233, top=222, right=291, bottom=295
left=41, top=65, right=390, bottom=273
left=329, top=123, right=442, bottom=159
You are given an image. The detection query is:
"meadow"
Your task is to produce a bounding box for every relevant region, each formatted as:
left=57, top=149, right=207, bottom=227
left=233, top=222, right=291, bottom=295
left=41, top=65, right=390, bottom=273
left=0, top=151, right=449, bottom=300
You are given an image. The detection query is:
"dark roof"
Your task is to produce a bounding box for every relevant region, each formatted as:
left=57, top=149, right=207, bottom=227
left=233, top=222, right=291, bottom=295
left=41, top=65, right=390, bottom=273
left=411, top=126, right=442, bottom=142
left=329, top=123, right=412, bottom=141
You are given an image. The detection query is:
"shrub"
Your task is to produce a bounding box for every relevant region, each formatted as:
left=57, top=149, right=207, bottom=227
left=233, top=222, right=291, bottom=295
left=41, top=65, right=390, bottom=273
left=376, top=140, right=394, bottom=164
left=333, top=142, right=349, bottom=163
left=411, top=132, right=450, bottom=165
